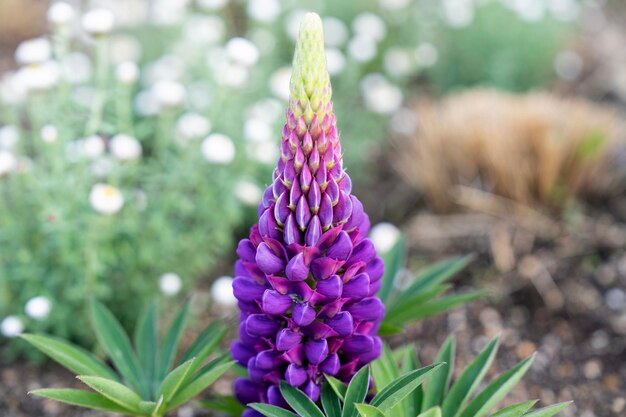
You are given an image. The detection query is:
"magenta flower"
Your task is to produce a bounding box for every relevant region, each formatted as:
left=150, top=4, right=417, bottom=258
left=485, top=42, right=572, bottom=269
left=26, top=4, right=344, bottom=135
left=231, top=13, right=384, bottom=414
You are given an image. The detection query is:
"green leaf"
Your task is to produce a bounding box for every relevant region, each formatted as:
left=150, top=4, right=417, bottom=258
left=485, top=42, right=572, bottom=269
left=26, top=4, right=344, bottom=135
left=355, top=403, right=387, bottom=417
left=134, top=301, right=158, bottom=396
left=30, top=389, right=131, bottom=414
left=78, top=375, right=142, bottom=413
left=157, top=358, right=196, bottom=405
left=398, top=345, right=420, bottom=417
left=156, top=302, right=189, bottom=381
left=396, top=256, right=473, bottom=304
left=371, top=344, right=399, bottom=393
left=386, top=291, right=485, bottom=326
left=523, top=402, right=572, bottom=417
left=250, top=403, right=300, bottom=417
left=181, top=322, right=228, bottom=374
left=199, top=395, right=246, bottom=416
left=423, top=335, right=456, bottom=409
left=325, top=375, right=348, bottom=401
left=342, top=366, right=370, bottom=417
left=20, top=334, right=118, bottom=381
left=89, top=300, right=146, bottom=396
left=167, top=360, right=235, bottom=410
left=371, top=363, right=443, bottom=413
left=386, top=285, right=451, bottom=321
left=377, top=322, right=404, bottom=336
left=379, top=234, right=406, bottom=304
left=490, top=400, right=538, bottom=417
left=321, top=382, right=342, bottom=417
left=418, top=407, right=443, bottom=417
left=280, top=381, right=325, bottom=417
left=441, top=337, right=500, bottom=417
left=459, top=354, right=535, bottom=417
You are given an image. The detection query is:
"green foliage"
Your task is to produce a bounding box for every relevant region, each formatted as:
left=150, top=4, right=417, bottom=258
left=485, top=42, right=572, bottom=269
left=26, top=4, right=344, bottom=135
left=23, top=300, right=233, bottom=416
left=377, top=236, right=482, bottom=335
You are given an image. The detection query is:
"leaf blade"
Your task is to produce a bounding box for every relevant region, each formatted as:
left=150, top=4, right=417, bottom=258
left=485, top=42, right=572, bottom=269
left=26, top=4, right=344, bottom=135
left=30, top=389, right=131, bottom=414
left=280, top=381, right=325, bottom=417
left=342, top=366, right=371, bottom=417
left=78, top=375, right=142, bottom=413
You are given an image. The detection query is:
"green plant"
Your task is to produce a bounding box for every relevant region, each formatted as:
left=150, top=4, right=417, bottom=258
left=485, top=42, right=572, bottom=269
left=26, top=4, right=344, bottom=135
left=22, top=300, right=234, bottom=416
left=248, top=338, right=571, bottom=417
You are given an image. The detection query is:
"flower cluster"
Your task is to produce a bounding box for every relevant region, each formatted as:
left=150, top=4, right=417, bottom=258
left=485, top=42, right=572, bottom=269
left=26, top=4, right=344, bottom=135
left=231, top=14, right=384, bottom=413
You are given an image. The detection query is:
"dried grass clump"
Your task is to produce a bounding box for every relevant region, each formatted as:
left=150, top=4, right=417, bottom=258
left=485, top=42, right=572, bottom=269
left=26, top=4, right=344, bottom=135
left=395, top=89, right=625, bottom=213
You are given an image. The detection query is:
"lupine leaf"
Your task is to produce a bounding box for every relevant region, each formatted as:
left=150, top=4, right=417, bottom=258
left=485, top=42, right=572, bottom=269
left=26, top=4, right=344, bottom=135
left=371, top=363, right=443, bottom=413
left=250, top=403, right=300, bottom=417
left=134, top=301, right=157, bottom=396
left=182, top=322, right=228, bottom=374
left=418, top=407, right=443, bottom=417
left=199, top=395, right=246, bottom=416
left=325, top=375, right=347, bottom=401
left=490, top=400, right=538, bottom=417
left=378, top=234, right=406, bottom=304
left=29, top=389, right=131, bottom=413
left=387, top=291, right=485, bottom=326
left=157, top=358, right=196, bottom=405
left=321, top=382, right=342, bottom=417
left=377, top=323, right=404, bottom=336
left=156, top=302, right=189, bottom=380
left=371, top=344, right=399, bottom=392
left=523, top=402, right=572, bottom=417
left=342, top=366, right=370, bottom=417
left=78, top=375, right=142, bottom=413
left=441, top=337, right=500, bottom=417
left=398, top=345, right=420, bottom=417
left=355, top=403, right=387, bottom=417
left=89, top=300, right=146, bottom=396
left=167, top=361, right=235, bottom=410
left=459, top=354, right=535, bottom=417
left=385, top=285, right=452, bottom=320
left=423, top=335, right=456, bottom=410
left=191, top=353, right=230, bottom=382
left=20, top=334, right=118, bottom=381
left=395, top=256, right=473, bottom=304
left=279, top=381, right=325, bottom=417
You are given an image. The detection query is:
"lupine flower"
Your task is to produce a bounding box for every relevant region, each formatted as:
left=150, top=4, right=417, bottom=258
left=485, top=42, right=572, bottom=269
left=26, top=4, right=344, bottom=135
left=231, top=13, right=385, bottom=414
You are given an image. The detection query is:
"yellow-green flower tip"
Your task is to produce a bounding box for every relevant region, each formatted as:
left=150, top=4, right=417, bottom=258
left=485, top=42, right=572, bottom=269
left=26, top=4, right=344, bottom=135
left=289, top=12, right=331, bottom=120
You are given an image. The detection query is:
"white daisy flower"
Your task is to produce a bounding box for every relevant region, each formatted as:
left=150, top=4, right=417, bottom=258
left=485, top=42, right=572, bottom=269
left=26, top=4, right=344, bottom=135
left=347, top=35, right=377, bottom=63
left=369, top=222, right=401, bottom=253
left=0, top=125, right=19, bottom=150
left=81, top=8, right=116, bottom=36
left=247, top=141, right=278, bottom=165
left=326, top=48, right=346, bottom=76
left=211, top=276, right=237, bottom=306
left=270, top=67, right=291, bottom=101
left=247, top=0, right=281, bottom=23
left=159, top=273, right=182, bottom=296
left=134, top=89, right=159, bottom=116
left=89, top=183, right=124, bottom=215
left=226, top=37, right=260, bottom=67
left=47, top=1, right=76, bottom=26
left=234, top=180, right=263, bottom=206
left=415, top=42, right=438, bottom=67
left=322, top=17, right=349, bottom=48
left=25, top=296, right=52, bottom=320
left=40, top=124, right=59, bottom=144
left=152, top=80, right=186, bottom=109
left=384, top=48, right=415, bottom=78
left=110, top=134, right=142, bottom=161
left=185, top=15, right=225, bottom=45
left=177, top=112, right=212, bottom=141
left=379, top=0, right=411, bottom=11
left=0, top=151, right=17, bottom=176
left=115, top=61, right=139, bottom=84
left=201, top=133, right=235, bottom=164
left=361, top=73, right=403, bottom=114
left=15, top=38, right=52, bottom=66
left=1, top=316, right=24, bottom=338
left=16, top=61, right=60, bottom=92
left=352, top=13, right=387, bottom=42
left=197, top=0, right=229, bottom=11
left=244, top=118, right=273, bottom=143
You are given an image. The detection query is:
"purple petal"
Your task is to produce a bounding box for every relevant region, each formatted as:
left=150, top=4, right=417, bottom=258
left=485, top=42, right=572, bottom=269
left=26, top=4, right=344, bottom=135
left=310, top=257, right=342, bottom=280
left=344, top=196, right=363, bottom=231
left=300, top=163, right=312, bottom=191
left=247, top=357, right=265, bottom=382
left=304, top=215, right=322, bottom=246
left=267, top=385, right=289, bottom=407
left=284, top=160, right=296, bottom=186
left=289, top=177, right=302, bottom=208
left=309, top=146, right=320, bottom=173
left=274, top=192, right=290, bottom=226
left=318, top=194, right=333, bottom=229
left=231, top=341, right=256, bottom=366
left=339, top=173, right=352, bottom=194
left=347, top=297, right=385, bottom=321
left=255, top=242, right=285, bottom=275
left=358, top=336, right=383, bottom=365
left=292, top=303, right=316, bottom=326
left=296, top=195, right=312, bottom=230
left=243, top=409, right=264, bottom=417
left=315, top=275, right=342, bottom=300
left=342, top=334, right=374, bottom=354
left=262, top=290, right=293, bottom=315
left=345, top=239, right=376, bottom=268
left=305, top=339, right=329, bottom=365
left=315, top=161, right=327, bottom=186
left=256, top=349, right=283, bottom=370
left=308, top=180, right=321, bottom=213
left=326, top=311, right=354, bottom=337
left=302, top=321, right=334, bottom=339
left=285, top=364, right=308, bottom=386
left=284, top=214, right=302, bottom=245
left=234, top=378, right=261, bottom=405
left=233, top=277, right=266, bottom=303
left=342, top=273, right=370, bottom=300
left=283, top=344, right=304, bottom=365
left=326, top=231, right=353, bottom=261
left=332, top=191, right=353, bottom=225
left=319, top=353, right=340, bottom=375
left=326, top=178, right=339, bottom=205
left=365, top=256, right=384, bottom=282
left=246, top=314, right=280, bottom=337
left=276, top=328, right=302, bottom=351
left=236, top=239, right=257, bottom=262
left=285, top=252, right=309, bottom=281
left=303, top=380, right=321, bottom=402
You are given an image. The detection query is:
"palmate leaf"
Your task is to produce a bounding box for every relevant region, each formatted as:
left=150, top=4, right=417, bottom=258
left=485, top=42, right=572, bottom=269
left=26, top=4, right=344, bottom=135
left=167, top=360, right=235, bottom=410
left=321, top=381, right=342, bottom=417
left=30, top=388, right=131, bottom=414
left=342, top=366, right=371, bottom=417
left=134, top=300, right=158, bottom=396
left=422, top=336, right=456, bottom=410
left=20, top=334, right=118, bottom=381
left=156, top=358, right=196, bottom=405
left=78, top=375, right=143, bottom=413
left=355, top=403, right=386, bottom=417
left=89, top=300, right=146, bottom=397
left=325, top=375, right=348, bottom=401
left=441, top=337, right=500, bottom=417
left=370, top=363, right=443, bottom=414
left=182, top=322, right=228, bottom=375
left=280, top=381, right=326, bottom=417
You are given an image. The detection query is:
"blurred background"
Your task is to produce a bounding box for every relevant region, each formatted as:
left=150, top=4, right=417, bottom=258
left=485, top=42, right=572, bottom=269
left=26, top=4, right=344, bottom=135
left=0, top=0, right=625, bottom=416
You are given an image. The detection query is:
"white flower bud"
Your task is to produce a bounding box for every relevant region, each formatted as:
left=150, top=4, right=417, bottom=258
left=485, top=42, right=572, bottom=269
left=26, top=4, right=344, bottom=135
left=115, top=61, right=139, bottom=84
left=0, top=151, right=17, bottom=176
left=89, top=183, right=124, bottom=215
left=211, top=276, right=237, bottom=306
left=152, top=80, right=185, bottom=109
left=25, top=296, right=52, bottom=320
left=1, top=316, right=24, bottom=338
left=110, top=134, right=142, bottom=161
left=47, top=1, right=75, bottom=26
left=226, top=37, right=259, bottom=67
left=15, top=38, right=52, bottom=66
left=81, top=8, right=115, bottom=36
left=159, top=273, right=182, bottom=296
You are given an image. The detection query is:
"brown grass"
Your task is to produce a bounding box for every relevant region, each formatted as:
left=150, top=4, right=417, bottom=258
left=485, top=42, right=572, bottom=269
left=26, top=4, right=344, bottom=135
left=394, top=89, right=625, bottom=213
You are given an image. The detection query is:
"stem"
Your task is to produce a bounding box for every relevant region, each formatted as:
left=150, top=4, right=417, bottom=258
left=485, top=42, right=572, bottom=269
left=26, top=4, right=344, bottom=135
left=86, top=37, right=109, bottom=136
left=116, top=83, right=135, bottom=136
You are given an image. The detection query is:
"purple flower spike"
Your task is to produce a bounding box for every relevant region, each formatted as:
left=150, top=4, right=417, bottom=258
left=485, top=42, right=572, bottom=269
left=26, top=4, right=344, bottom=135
left=231, top=13, right=384, bottom=410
